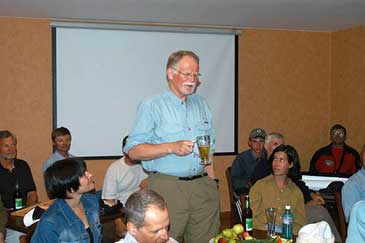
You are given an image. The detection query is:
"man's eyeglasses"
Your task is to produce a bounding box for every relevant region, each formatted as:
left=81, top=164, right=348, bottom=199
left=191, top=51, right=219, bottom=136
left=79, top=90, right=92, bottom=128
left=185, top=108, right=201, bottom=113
left=331, top=130, right=345, bottom=137
left=171, top=67, right=202, bottom=80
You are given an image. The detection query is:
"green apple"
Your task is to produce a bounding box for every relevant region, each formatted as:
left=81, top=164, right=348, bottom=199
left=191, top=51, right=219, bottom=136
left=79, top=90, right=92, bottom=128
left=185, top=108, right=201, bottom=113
left=232, top=224, right=244, bottom=235
left=222, top=229, right=233, bottom=239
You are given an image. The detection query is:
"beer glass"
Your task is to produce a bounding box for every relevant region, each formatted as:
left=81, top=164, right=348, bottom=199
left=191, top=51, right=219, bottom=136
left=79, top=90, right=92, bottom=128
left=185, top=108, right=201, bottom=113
left=196, top=135, right=211, bottom=165
left=265, top=207, right=277, bottom=238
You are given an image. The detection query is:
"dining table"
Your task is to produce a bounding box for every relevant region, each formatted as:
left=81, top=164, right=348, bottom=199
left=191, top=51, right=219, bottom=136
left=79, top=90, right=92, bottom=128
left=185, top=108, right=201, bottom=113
left=6, top=204, right=124, bottom=242
left=252, top=229, right=296, bottom=241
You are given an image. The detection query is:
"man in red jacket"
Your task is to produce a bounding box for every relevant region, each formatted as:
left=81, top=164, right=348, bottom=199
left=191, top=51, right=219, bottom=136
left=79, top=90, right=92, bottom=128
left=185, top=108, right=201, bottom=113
left=309, top=124, right=361, bottom=176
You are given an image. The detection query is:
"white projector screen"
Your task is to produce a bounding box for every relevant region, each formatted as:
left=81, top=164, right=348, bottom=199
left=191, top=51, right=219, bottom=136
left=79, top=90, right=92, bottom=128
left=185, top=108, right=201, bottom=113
left=53, top=26, right=237, bottom=158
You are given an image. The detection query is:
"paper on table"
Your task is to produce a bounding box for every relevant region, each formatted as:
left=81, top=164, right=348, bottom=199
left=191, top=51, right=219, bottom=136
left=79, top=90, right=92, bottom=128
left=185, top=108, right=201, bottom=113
left=296, top=221, right=334, bottom=243
left=10, top=199, right=55, bottom=217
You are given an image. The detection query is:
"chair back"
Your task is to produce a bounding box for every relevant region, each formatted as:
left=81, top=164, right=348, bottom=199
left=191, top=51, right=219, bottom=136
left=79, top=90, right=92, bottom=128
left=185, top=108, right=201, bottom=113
left=334, top=191, right=347, bottom=242
left=226, top=166, right=244, bottom=223
left=225, top=166, right=234, bottom=213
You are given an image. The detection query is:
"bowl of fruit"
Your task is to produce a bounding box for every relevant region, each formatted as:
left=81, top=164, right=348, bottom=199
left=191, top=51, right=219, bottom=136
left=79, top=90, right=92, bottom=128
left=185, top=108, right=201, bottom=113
left=210, top=224, right=293, bottom=243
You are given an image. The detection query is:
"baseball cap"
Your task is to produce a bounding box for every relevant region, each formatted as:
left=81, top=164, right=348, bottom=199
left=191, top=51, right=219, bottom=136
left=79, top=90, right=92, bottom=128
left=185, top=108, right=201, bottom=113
left=249, top=128, right=267, bottom=139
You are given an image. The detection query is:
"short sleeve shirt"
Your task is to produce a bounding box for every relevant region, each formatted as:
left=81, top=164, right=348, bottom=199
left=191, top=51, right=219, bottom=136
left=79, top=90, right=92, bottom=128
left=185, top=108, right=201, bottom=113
left=0, top=159, right=36, bottom=209
left=101, top=157, right=148, bottom=204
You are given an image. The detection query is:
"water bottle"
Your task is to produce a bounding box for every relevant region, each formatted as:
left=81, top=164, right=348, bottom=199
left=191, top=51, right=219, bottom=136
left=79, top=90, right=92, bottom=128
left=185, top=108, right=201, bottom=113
left=282, top=205, right=293, bottom=239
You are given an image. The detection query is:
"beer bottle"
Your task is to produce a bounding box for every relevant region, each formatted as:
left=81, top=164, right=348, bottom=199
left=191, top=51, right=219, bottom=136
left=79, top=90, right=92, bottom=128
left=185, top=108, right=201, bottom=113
left=14, top=184, right=23, bottom=210
left=241, top=195, right=253, bottom=234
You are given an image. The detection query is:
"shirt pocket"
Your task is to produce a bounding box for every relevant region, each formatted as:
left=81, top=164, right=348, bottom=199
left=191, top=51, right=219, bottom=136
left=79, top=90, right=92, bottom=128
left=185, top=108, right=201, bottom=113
left=195, top=119, right=212, bottom=135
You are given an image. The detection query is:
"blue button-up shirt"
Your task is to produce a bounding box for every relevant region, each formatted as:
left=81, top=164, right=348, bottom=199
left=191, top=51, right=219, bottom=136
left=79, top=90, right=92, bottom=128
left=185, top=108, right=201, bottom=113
left=124, top=90, right=215, bottom=177
left=43, top=151, right=74, bottom=172
left=342, top=168, right=365, bottom=222
left=346, top=200, right=365, bottom=243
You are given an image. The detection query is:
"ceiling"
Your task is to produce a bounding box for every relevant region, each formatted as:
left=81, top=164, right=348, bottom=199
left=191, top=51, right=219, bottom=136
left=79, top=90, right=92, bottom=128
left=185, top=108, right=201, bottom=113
left=1, top=0, right=365, bottom=32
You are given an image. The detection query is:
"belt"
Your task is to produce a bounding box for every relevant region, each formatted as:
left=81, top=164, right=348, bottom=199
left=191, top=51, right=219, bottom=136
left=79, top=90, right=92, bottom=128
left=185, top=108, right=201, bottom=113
left=178, top=173, right=208, bottom=181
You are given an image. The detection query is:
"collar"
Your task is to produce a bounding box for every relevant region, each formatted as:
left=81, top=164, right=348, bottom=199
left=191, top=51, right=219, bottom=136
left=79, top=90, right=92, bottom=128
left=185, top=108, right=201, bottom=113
left=0, top=158, right=18, bottom=172
left=165, top=89, right=192, bottom=107
left=55, top=195, right=93, bottom=225
left=268, top=174, right=294, bottom=189
left=54, top=150, right=71, bottom=158
left=123, top=232, right=139, bottom=243
left=250, top=149, right=266, bottom=160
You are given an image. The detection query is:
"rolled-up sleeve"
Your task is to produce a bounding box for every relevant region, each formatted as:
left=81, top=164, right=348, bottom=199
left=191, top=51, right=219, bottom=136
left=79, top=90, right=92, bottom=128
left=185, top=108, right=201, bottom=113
left=124, top=101, right=156, bottom=154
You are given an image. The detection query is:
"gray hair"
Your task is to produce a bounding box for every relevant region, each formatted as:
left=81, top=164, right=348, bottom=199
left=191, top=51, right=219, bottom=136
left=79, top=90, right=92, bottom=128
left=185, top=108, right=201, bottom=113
left=0, top=130, right=17, bottom=144
left=265, top=132, right=284, bottom=145
left=125, top=189, right=167, bottom=228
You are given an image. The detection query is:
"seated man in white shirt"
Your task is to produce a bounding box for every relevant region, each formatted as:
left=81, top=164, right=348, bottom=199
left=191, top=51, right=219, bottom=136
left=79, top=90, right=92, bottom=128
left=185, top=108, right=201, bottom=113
left=43, top=127, right=73, bottom=172
left=103, top=136, right=148, bottom=238
left=115, top=189, right=177, bottom=243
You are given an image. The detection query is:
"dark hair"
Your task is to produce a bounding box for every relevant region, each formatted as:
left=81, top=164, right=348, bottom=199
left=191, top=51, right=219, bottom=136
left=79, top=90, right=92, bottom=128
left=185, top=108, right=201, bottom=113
left=122, top=136, right=128, bottom=150
left=330, top=124, right=346, bottom=136
left=0, top=130, right=17, bottom=144
left=269, top=144, right=301, bottom=181
left=44, top=158, right=87, bottom=199
left=51, top=127, right=71, bottom=142
left=125, top=189, right=167, bottom=228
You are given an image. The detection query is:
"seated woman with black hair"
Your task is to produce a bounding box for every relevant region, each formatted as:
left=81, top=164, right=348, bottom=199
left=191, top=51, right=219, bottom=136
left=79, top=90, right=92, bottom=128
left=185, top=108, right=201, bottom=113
left=31, top=158, right=102, bottom=243
left=250, top=144, right=306, bottom=234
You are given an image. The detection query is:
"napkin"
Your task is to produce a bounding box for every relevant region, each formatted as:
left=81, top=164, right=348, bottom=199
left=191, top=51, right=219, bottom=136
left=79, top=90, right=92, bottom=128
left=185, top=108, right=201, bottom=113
left=23, top=206, right=46, bottom=227
left=296, top=221, right=334, bottom=243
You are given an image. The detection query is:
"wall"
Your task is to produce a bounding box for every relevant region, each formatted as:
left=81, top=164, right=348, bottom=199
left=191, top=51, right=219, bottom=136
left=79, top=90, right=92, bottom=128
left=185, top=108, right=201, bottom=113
left=331, top=26, right=365, bottom=152
left=1, top=17, right=361, bottom=212
left=0, top=18, right=53, bottom=202
left=238, top=29, right=331, bottom=169
left=0, top=18, right=115, bottom=202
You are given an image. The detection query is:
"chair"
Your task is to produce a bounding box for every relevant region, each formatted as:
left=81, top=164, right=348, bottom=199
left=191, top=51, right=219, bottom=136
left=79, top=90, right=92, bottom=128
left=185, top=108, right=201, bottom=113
left=334, top=191, right=347, bottom=242
left=225, top=166, right=242, bottom=223
left=225, top=166, right=235, bottom=213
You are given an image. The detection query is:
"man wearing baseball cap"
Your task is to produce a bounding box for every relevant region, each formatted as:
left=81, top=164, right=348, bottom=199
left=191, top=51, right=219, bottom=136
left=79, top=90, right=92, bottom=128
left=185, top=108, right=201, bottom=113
left=231, top=128, right=267, bottom=196
left=309, top=124, right=361, bottom=176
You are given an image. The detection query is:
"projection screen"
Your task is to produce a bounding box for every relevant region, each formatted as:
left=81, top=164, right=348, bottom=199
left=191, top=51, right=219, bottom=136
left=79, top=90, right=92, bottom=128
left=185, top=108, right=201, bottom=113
left=53, top=25, right=237, bottom=158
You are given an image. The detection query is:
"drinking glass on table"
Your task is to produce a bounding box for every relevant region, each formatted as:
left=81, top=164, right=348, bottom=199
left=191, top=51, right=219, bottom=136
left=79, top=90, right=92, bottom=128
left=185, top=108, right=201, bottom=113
left=196, top=135, right=211, bottom=165
left=265, top=207, right=277, bottom=238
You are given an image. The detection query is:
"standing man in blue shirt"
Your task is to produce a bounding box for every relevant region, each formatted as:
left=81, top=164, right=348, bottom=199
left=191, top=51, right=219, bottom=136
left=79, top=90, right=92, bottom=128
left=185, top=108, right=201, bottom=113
left=346, top=200, right=365, bottom=242
left=124, top=50, right=220, bottom=243
left=342, top=144, right=365, bottom=222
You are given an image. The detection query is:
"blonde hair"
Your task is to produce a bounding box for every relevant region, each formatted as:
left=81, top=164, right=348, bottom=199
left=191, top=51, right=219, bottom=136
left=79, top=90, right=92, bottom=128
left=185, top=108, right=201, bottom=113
left=166, top=50, right=199, bottom=70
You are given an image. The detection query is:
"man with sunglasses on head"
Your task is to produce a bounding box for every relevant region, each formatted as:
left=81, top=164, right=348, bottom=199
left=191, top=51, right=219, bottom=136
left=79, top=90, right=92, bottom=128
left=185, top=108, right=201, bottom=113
left=124, top=50, right=219, bottom=243
left=0, top=130, right=38, bottom=242
left=309, top=124, right=361, bottom=176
